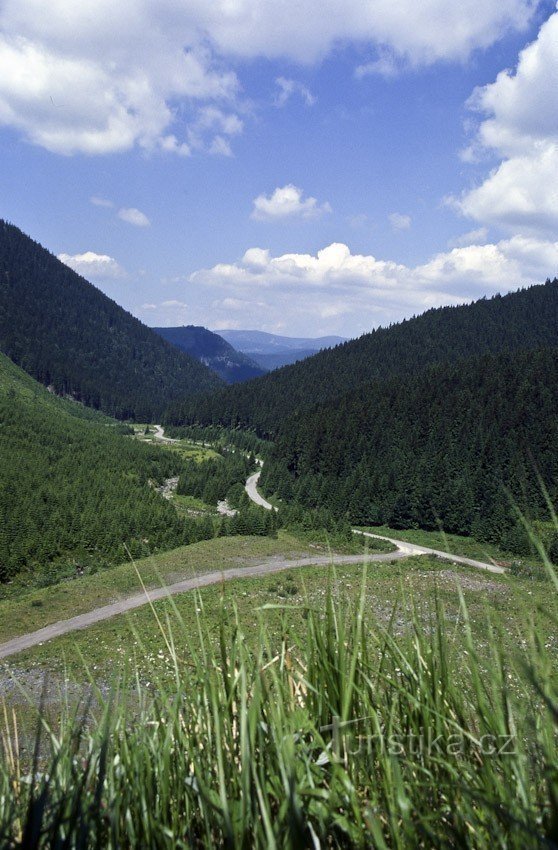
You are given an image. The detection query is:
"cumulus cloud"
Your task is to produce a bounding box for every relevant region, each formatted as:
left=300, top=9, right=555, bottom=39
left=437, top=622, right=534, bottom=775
left=252, top=185, right=332, bottom=221
left=57, top=251, right=125, bottom=279
left=118, top=207, right=151, bottom=227
left=0, top=0, right=538, bottom=156
left=188, top=236, right=558, bottom=333
left=388, top=212, right=412, bottom=230
left=274, top=77, right=316, bottom=107
left=455, top=10, right=558, bottom=236
left=0, top=4, right=239, bottom=156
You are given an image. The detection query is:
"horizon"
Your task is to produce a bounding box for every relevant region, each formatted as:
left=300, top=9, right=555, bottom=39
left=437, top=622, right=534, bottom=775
left=1, top=1, right=557, bottom=336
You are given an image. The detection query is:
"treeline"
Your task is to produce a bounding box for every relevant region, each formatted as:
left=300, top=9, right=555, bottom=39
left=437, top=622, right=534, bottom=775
left=177, top=452, right=278, bottom=538
left=165, top=423, right=271, bottom=458
left=0, top=354, right=215, bottom=586
left=260, top=347, right=558, bottom=553
left=166, top=279, right=558, bottom=437
left=176, top=452, right=254, bottom=506
left=0, top=221, right=221, bottom=421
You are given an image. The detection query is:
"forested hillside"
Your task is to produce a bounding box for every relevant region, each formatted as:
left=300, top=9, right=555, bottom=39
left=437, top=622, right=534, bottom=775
left=261, top=347, right=558, bottom=551
left=0, top=353, right=208, bottom=585
left=167, top=279, right=558, bottom=436
left=0, top=221, right=221, bottom=420
left=152, top=325, right=265, bottom=383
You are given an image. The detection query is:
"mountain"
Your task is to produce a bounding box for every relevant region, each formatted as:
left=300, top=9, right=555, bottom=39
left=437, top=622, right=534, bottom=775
left=152, top=326, right=266, bottom=383
left=245, top=349, right=328, bottom=370
left=0, top=221, right=222, bottom=421
left=167, top=279, right=558, bottom=437
left=218, top=330, right=347, bottom=370
left=261, top=346, right=558, bottom=551
left=0, top=352, right=202, bottom=584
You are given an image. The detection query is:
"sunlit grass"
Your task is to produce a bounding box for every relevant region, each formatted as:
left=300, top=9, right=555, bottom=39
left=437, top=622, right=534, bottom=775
left=1, top=550, right=557, bottom=847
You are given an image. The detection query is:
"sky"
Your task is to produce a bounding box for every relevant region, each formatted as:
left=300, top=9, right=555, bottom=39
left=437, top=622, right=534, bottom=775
left=1, top=0, right=557, bottom=339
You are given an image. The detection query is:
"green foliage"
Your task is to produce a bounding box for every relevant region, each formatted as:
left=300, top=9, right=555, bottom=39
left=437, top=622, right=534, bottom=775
left=176, top=450, right=252, bottom=505
left=163, top=422, right=271, bottom=458
left=0, top=566, right=556, bottom=847
left=0, top=354, right=213, bottom=585
left=166, top=278, right=558, bottom=436
left=261, top=348, right=558, bottom=554
left=0, top=220, right=221, bottom=421
left=220, top=504, right=279, bottom=538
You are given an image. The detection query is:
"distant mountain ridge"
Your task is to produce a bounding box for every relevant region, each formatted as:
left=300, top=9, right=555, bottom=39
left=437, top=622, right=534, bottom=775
left=152, top=326, right=266, bottom=384
left=218, top=329, right=347, bottom=370
left=167, top=279, right=558, bottom=436
left=0, top=221, right=221, bottom=420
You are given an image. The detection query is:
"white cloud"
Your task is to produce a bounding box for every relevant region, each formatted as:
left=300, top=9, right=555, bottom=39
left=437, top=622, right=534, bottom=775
left=90, top=196, right=114, bottom=208
left=58, top=251, right=125, bottom=279
left=252, top=184, right=332, bottom=221
left=455, top=10, right=558, bottom=237
left=118, top=207, right=151, bottom=227
left=388, top=212, right=412, bottom=230
left=274, top=77, right=316, bottom=107
left=355, top=49, right=400, bottom=79
left=348, top=213, right=370, bottom=229
left=448, top=227, right=489, bottom=247
left=187, top=106, right=243, bottom=156
left=188, top=236, right=558, bottom=333
left=161, top=299, right=188, bottom=308
left=203, top=0, right=536, bottom=65
left=0, top=0, right=538, bottom=156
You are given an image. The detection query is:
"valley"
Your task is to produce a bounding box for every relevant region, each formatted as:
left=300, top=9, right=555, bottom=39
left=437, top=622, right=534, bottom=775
left=0, top=223, right=557, bottom=847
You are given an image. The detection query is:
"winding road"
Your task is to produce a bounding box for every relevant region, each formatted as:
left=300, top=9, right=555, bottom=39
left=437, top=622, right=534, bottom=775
left=0, top=439, right=503, bottom=662
left=246, top=470, right=504, bottom=576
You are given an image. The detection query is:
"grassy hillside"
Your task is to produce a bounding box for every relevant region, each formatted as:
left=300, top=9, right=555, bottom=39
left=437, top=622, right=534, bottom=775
left=167, top=278, right=558, bottom=436
left=0, top=353, right=212, bottom=585
left=0, top=221, right=221, bottom=420
left=1, top=554, right=556, bottom=847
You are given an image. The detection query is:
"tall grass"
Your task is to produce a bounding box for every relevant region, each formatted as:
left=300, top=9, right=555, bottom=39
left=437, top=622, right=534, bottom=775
left=0, top=564, right=557, bottom=848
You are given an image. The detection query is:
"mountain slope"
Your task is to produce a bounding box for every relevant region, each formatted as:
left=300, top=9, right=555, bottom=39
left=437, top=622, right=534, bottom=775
left=218, top=330, right=346, bottom=353
left=0, top=352, right=202, bottom=584
left=167, top=279, right=558, bottom=436
left=261, top=346, right=558, bottom=550
left=247, top=349, right=326, bottom=370
left=153, top=325, right=266, bottom=383
left=219, top=330, right=347, bottom=370
left=0, top=221, right=222, bottom=420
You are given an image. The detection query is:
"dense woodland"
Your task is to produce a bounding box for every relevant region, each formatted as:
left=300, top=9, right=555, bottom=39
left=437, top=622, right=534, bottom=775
left=3, top=217, right=558, bottom=573
left=165, top=279, right=558, bottom=437
left=261, top=347, right=558, bottom=553
left=0, top=354, right=216, bottom=585
left=0, top=221, right=221, bottom=421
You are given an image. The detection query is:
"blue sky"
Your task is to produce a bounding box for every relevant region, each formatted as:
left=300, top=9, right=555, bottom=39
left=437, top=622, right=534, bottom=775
left=1, top=0, right=557, bottom=338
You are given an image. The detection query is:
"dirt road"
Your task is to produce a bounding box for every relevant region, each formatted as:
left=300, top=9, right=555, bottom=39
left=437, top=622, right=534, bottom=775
left=0, top=549, right=408, bottom=660
left=245, top=469, right=504, bottom=576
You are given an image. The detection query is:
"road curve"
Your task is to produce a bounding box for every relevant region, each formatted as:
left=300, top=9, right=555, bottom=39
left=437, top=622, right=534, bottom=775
left=245, top=468, right=504, bottom=576
left=0, top=444, right=505, bottom=661
left=152, top=424, right=178, bottom=443
left=0, top=550, right=407, bottom=661
left=245, top=470, right=276, bottom=510
left=354, top=531, right=504, bottom=575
